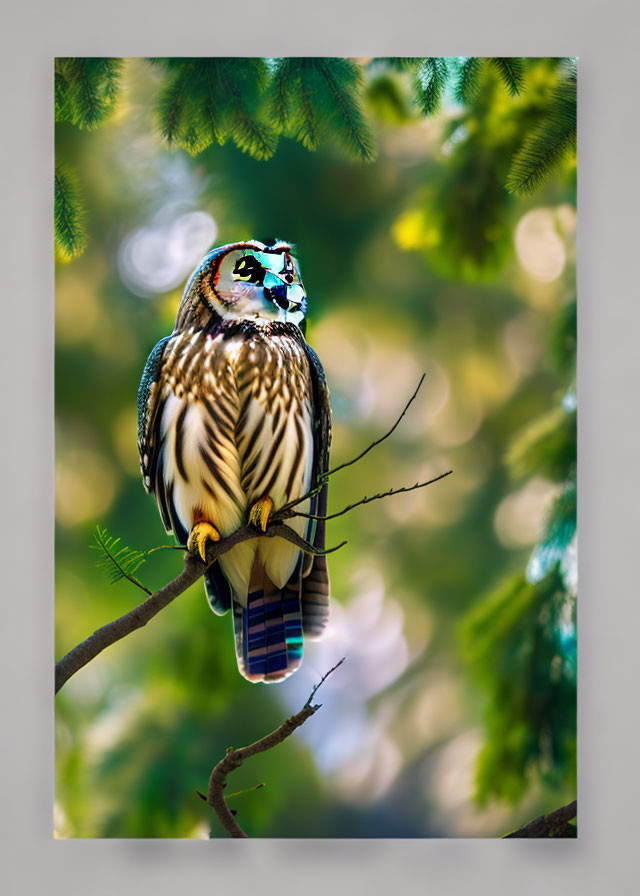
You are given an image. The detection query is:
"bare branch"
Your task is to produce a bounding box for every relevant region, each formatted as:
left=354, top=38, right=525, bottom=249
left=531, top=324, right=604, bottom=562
left=303, top=656, right=345, bottom=707
left=503, top=800, right=577, bottom=838
left=275, top=373, right=426, bottom=517
left=291, top=471, right=453, bottom=522
left=207, top=659, right=345, bottom=837
left=326, top=373, right=426, bottom=478
left=55, top=522, right=334, bottom=694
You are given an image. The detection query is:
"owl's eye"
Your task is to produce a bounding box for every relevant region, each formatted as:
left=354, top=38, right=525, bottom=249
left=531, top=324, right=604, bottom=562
left=281, top=256, right=295, bottom=284
left=233, top=255, right=265, bottom=285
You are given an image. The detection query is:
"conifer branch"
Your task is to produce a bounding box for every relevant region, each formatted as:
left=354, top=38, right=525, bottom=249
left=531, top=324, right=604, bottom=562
left=490, top=57, right=525, bottom=96
left=455, top=57, right=482, bottom=104
left=507, top=65, right=576, bottom=195
left=414, top=58, right=449, bottom=115
left=315, top=58, right=376, bottom=162
left=54, top=164, right=87, bottom=261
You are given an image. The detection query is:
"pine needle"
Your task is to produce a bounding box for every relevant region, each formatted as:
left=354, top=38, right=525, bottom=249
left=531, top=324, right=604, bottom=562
left=455, top=57, right=482, bottom=104
left=54, top=58, right=122, bottom=130
left=314, top=58, right=377, bottom=162
left=490, top=57, right=525, bottom=96
left=414, top=58, right=449, bottom=115
left=506, top=71, right=576, bottom=195
left=54, top=164, right=87, bottom=261
left=91, top=526, right=152, bottom=595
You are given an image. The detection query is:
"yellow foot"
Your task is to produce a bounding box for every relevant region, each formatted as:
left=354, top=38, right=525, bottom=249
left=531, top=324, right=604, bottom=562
left=248, top=496, right=274, bottom=532
left=187, top=520, right=220, bottom=562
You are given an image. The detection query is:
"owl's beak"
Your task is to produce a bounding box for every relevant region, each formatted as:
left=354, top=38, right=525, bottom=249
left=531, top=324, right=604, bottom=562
left=264, top=281, right=306, bottom=312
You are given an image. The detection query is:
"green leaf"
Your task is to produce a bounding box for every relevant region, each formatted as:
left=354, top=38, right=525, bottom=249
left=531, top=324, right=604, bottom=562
left=91, top=526, right=151, bottom=593
left=490, top=57, right=526, bottom=96
left=506, top=68, right=576, bottom=195
left=413, top=57, right=449, bottom=115
left=54, top=164, right=87, bottom=261
left=55, top=58, right=123, bottom=130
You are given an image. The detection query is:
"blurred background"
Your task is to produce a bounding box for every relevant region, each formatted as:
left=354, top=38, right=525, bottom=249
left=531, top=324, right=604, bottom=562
left=55, top=57, right=576, bottom=838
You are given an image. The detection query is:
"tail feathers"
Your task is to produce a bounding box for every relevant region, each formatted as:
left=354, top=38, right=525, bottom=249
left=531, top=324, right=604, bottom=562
left=204, top=563, right=232, bottom=616
left=300, top=484, right=331, bottom=638
left=232, top=576, right=304, bottom=683
left=301, top=555, right=330, bottom=638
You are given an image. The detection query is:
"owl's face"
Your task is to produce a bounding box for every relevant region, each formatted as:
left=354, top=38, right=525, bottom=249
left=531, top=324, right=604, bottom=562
left=189, top=239, right=307, bottom=329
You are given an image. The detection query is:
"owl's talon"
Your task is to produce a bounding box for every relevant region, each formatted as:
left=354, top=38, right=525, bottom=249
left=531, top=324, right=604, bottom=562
left=187, top=521, right=221, bottom=562
left=248, top=496, right=274, bottom=532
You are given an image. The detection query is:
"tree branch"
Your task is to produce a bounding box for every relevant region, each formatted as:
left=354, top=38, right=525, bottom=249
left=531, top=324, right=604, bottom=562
left=503, top=800, right=577, bottom=838
left=206, top=658, right=345, bottom=837
left=55, top=523, right=338, bottom=694
left=275, top=373, right=427, bottom=517
left=289, top=471, right=453, bottom=522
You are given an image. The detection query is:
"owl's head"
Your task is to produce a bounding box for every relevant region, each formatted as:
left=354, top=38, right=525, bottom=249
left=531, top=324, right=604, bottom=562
left=176, top=239, right=307, bottom=332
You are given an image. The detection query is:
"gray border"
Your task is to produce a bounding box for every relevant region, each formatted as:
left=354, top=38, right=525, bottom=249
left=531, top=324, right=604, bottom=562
left=3, top=1, right=637, bottom=892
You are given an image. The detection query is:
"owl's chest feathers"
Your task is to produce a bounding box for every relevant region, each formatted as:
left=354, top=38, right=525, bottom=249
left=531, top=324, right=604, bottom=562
left=157, top=323, right=314, bottom=535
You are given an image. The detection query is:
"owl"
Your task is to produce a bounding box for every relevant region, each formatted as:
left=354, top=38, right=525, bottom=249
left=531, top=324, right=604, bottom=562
left=137, top=240, right=331, bottom=683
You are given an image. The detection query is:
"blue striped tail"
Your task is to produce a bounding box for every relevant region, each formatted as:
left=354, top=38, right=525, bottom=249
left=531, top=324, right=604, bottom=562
left=232, top=577, right=304, bottom=683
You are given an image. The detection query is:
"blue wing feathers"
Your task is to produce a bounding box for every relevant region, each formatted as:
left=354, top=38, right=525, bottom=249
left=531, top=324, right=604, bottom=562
left=204, top=564, right=232, bottom=616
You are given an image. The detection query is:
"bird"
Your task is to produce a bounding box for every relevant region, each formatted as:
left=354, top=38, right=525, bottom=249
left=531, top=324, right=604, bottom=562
left=137, top=239, right=331, bottom=683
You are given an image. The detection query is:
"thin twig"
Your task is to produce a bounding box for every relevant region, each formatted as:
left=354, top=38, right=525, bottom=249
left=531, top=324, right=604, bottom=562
left=303, top=656, right=345, bottom=707
left=503, top=800, right=577, bottom=838
left=207, top=659, right=345, bottom=838
left=326, top=374, right=426, bottom=478
left=275, top=373, right=426, bottom=518
left=55, top=523, right=337, bottom=694
left=291, top=472, right=453, bottom=522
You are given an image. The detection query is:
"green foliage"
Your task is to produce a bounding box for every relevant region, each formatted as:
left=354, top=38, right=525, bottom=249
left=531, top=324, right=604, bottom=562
left=455, top=57, right=482, bottom=103
left=55, top=57, right=577, bottom=835
left=54, top=164, right=87, bottom=261
left=462, top=280, right=577, bottom=804
left=268, top=58, right=376, bottom=162
left=506, top=406, right=576, bottom=482
left=507, top=63, right=577, bottom=195
left=528, top=477, right=577, bottom=584
left=549, top=299, right=577, bottom=372
left=396, top=62, right=556, bottom=281
left=91, top=525, right=148, bottom=589
left=490, top=58, right=526, bottom=96
left=462, top=571, right=576, bottom=805
left=153, top=57, right=277, bottom=159
left=55, top=58, right=123, bottom=130
left=413, top=58, right=449, bottom=115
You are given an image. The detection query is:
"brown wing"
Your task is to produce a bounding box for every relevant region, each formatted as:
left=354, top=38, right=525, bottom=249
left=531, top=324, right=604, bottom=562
left=299, top=339, right=332, bottom=637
